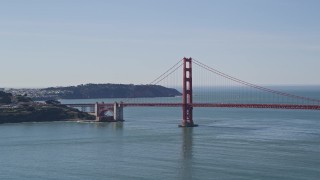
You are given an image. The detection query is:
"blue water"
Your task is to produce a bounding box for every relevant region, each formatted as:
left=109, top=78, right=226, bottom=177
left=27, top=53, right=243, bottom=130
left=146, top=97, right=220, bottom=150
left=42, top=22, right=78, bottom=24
left=1, top=87, right=320, bottom=179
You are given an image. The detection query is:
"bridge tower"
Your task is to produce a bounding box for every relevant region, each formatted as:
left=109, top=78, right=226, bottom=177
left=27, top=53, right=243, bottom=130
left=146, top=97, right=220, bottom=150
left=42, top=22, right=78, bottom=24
left=180, top=57, right=198, bottom=127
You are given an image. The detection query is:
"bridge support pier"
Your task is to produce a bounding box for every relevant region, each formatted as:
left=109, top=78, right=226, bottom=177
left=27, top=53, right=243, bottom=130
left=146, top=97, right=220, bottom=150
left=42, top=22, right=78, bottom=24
left=95, top=102, right=99, bottom=118
left=180, top=57, right=198, bottom=127
left=94, top=102, right=124, bottom=122
left=113, top=102, right=124, bottom=121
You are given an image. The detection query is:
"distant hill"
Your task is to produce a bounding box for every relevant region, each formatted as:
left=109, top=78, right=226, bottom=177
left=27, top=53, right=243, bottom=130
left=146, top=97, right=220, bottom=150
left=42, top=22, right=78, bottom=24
left=5, top=84, right=182, bottom=100
left=39, top=84, right=181, bottom=100
left=8, top=84, right=181, bottom=100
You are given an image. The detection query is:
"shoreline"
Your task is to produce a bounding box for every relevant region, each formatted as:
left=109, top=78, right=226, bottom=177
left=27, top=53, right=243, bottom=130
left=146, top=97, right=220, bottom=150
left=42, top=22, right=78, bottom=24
left=0, top=118, right=97, bottom=125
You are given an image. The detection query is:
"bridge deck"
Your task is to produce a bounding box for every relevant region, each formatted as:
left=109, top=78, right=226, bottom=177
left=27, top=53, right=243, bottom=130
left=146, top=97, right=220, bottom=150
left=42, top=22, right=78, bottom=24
left=65, top=103, right=320, bottom=110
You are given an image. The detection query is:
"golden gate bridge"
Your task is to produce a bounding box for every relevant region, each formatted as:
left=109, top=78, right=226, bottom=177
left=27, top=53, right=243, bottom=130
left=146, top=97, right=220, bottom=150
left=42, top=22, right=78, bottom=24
left=65, top=58, right=320, bottom=127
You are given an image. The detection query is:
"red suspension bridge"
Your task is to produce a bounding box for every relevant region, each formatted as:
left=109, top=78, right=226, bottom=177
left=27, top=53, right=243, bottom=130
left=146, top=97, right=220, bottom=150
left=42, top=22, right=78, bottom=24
left=65, top=58, right=320, bottom=127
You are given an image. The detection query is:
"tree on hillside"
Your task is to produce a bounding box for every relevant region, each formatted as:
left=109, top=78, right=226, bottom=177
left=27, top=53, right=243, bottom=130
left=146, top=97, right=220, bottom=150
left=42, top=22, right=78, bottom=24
left=0, top=91, right=12, bottom=104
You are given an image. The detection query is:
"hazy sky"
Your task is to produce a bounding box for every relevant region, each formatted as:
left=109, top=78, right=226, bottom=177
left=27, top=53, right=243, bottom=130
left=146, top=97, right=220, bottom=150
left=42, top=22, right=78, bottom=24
left=1, top=0, right=320, bottom=88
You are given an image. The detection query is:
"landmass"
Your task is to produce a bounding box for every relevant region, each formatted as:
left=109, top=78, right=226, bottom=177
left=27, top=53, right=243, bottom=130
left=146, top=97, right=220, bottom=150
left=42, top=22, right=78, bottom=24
left=0, top=91, right=95, bottom=124
left=5, top=83, right=182, bottom=100
left=0, top=84, right=181, bottom=124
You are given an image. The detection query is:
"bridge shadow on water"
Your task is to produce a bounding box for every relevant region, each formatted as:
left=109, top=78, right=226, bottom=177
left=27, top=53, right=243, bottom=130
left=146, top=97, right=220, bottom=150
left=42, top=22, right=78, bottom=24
left=179, top=128, right=194, bottom=180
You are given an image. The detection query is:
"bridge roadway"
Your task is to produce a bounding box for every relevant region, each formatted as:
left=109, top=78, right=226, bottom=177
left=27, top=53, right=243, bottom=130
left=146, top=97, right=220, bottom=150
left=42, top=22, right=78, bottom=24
left=65, top=103, right=320, bottom=110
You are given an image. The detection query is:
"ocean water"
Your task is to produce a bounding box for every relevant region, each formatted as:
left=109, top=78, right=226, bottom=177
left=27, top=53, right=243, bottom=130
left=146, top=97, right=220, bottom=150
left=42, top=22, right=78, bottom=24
left=1, top=87, right=320, bottom=179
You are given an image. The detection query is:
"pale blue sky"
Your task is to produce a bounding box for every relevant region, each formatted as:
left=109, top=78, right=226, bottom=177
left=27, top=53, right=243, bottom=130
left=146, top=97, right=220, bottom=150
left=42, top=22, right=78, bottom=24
left=1, top=0, right=320, bottom=87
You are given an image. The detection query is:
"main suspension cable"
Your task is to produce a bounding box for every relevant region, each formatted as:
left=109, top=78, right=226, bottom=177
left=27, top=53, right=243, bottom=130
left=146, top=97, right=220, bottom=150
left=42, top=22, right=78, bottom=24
left=193, top=59, right=320, bottom=104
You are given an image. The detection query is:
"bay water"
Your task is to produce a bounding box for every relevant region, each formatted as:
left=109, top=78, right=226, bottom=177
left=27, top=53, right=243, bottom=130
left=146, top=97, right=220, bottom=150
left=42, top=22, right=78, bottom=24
left=1, top=87, right=320, bottom=179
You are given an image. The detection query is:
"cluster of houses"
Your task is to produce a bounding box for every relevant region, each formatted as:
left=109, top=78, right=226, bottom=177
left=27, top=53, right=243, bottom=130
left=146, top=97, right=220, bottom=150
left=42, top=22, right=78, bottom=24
left=4, top=88, right=68, bottom=100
